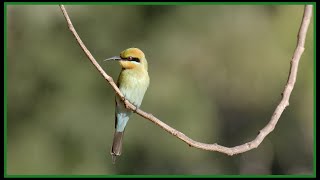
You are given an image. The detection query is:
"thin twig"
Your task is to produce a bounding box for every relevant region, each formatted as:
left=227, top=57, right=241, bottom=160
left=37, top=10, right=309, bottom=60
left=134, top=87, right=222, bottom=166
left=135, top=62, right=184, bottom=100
left=59, top=5, right=313, bottom=156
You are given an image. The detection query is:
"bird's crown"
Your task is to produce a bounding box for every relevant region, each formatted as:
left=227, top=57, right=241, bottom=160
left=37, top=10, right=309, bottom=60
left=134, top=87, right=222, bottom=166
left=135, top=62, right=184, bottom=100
left=120, top=48, right=145, bottom=60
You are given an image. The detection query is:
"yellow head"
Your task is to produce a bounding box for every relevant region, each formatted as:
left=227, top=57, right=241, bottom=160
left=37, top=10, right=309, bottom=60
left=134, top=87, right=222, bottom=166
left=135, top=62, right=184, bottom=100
left=105, top=48, right=148, bottom=71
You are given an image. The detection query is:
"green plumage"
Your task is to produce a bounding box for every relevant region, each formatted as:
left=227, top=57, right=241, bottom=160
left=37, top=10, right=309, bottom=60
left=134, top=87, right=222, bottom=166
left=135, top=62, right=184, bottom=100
left=106, top=48, right=150, bottom=164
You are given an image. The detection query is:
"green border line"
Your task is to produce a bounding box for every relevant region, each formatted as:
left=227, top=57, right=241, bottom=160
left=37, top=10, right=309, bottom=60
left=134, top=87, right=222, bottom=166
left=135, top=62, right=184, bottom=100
left=313, top=4, right=317, bottom=178
left=3, top=2, right=315, bottom=6
left=4, top=174, right=318, bottom=178
left=4, top=3, right=8, bottom=178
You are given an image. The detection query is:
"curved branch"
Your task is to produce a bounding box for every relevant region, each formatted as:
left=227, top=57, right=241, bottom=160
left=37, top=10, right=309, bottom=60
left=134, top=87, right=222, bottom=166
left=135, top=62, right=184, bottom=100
left=59, top=5, right=313, bottom=156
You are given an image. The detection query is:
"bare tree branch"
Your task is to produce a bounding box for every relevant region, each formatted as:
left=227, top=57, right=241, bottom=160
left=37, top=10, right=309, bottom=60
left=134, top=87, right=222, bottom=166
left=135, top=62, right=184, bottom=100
left=59, top=5, right=313, bottom=156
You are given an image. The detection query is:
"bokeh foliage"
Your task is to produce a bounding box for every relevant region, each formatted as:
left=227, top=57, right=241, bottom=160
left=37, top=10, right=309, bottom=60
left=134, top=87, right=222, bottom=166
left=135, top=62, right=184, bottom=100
left=6, top=4, right=314, bottom=175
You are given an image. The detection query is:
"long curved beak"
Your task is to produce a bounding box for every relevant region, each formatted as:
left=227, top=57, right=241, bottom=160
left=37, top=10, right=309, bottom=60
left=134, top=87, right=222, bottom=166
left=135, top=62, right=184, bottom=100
left=104, top=56, right=122, bottom=61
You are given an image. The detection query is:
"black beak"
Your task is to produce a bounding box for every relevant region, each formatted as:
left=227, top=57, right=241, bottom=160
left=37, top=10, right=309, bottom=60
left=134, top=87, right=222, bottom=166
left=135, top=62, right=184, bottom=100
left=104, top=56, right=122, bottom=61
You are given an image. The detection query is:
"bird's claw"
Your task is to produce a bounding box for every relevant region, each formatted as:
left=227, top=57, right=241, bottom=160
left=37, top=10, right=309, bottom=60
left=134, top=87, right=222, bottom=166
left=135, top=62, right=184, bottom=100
left=133, top=105, right=138, bottom=112
left=124, top=100, right=130, bottom=109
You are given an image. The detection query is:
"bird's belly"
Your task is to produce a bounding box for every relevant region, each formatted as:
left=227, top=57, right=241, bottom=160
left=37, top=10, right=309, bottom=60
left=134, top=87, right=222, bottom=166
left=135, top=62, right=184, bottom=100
left=119, top=83, right=148, bottom=107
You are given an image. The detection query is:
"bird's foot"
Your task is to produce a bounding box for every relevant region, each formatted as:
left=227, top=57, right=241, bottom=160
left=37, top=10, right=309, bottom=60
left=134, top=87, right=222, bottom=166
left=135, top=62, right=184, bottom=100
left=124, top=100, right=131, bottom=109
left=133, top=105, right=138, bottom=112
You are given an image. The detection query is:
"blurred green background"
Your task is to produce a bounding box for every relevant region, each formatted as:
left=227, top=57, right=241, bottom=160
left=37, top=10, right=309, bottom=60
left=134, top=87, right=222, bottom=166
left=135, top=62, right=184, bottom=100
left=6, top=4, right=314, bottom=175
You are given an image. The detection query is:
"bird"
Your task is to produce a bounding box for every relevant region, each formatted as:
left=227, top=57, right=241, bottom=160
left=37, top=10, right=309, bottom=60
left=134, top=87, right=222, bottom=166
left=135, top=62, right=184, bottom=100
left=104, top=48, right=150, bottom=164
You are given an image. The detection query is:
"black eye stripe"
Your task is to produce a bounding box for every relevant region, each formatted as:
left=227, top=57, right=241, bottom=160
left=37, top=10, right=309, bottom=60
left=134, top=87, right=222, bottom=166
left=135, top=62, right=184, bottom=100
left=120, top=55, right=140, bottom=63
left=128, top=57, right=140, bottom=63
left=132, top=57, right=140, bottom=62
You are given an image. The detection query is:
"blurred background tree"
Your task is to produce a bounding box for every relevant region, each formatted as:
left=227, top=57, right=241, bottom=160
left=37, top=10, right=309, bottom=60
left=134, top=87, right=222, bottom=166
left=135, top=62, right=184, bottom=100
left=6, top=4, right=314, bottom=175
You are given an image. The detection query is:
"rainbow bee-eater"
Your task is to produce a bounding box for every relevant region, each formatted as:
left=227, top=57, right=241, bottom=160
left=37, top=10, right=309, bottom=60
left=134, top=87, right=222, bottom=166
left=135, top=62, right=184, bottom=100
left=104, top=48, right=150, bottom=163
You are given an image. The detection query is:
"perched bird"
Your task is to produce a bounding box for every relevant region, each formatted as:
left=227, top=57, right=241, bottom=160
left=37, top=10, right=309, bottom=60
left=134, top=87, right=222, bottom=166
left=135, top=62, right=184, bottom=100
left=104, top=48, right=150, bottom=164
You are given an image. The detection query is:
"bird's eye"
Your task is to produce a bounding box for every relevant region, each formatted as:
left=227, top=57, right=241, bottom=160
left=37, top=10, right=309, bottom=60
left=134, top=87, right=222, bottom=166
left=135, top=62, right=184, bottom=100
left=127, top=56, right=140, bottom=63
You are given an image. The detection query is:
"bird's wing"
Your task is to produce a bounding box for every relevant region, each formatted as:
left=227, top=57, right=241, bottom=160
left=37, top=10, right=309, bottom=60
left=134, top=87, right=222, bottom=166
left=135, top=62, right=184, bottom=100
left=114, top=97, right=118, bottom=129
left=114, top=77, right=121, bottom=129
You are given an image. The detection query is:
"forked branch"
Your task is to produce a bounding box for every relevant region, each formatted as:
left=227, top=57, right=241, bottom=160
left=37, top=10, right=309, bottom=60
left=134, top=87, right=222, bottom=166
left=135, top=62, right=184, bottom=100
left=59, top=5, right=313, bottom=156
